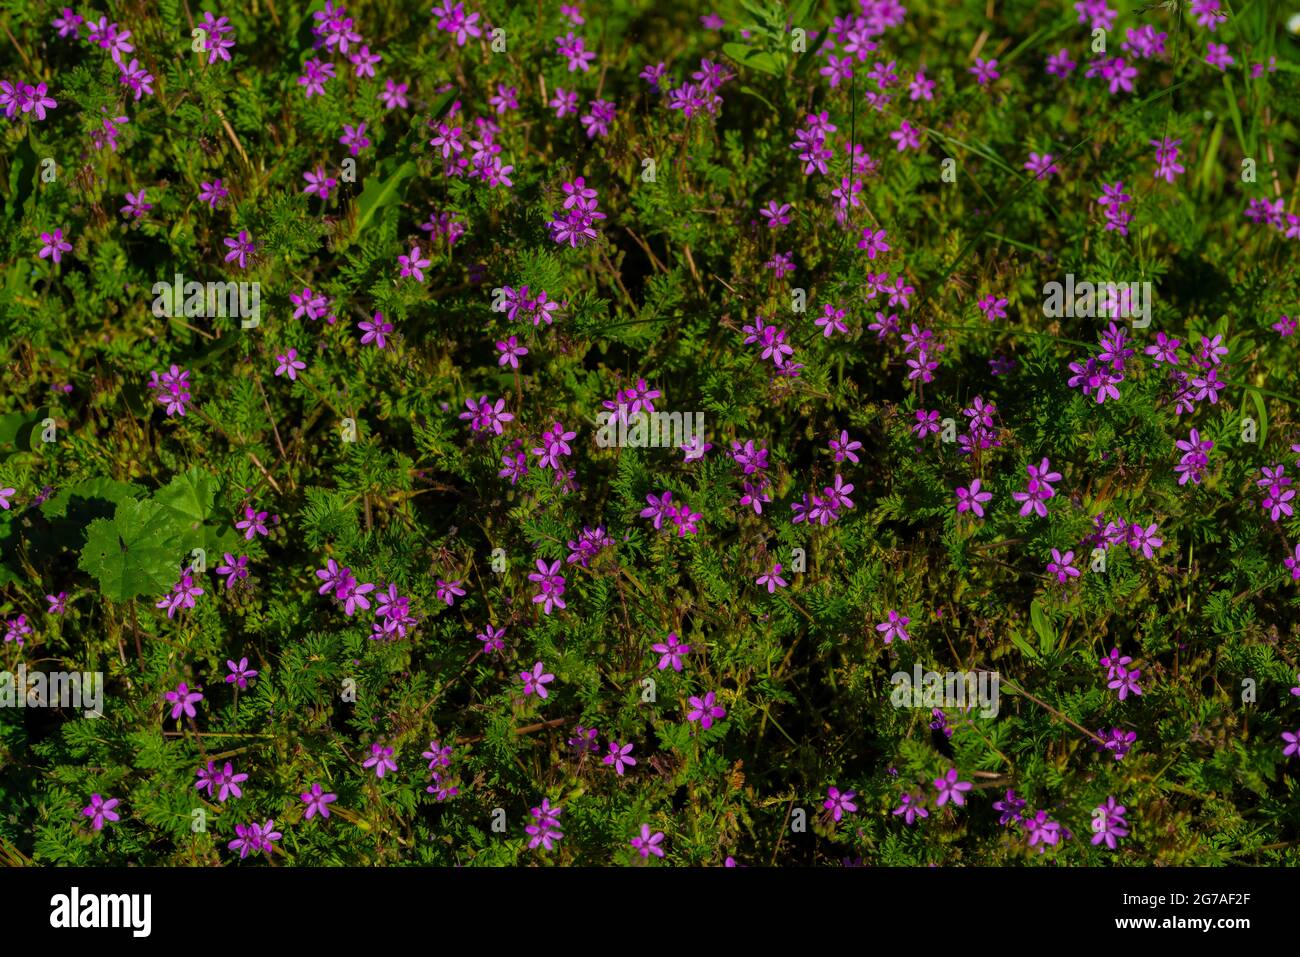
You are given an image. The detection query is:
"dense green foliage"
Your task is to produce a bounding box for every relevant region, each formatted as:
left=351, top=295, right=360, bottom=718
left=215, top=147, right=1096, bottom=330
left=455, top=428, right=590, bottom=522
left=1, top=0, right=1299, bottom=866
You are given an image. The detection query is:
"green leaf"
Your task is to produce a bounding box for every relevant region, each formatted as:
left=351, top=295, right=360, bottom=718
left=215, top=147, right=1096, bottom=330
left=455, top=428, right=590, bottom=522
left=41, top=476, right=144, bottom=520
left=155, top=465, right=219, bottom=527
left=1245, top=388, right=1267, bottom=447
left=722, top=42, right=782, bottom=76
left=1010, top=629, right=1040, bottom=660
left=155, top=465, right=242, bottom=556
left=1029, top=599, right=1056, bottom=654
left=0, top=406, right=47, bottom=448
left=739, top=84, right=779, bottom=113
left=78, top=499, right=186, bottom=602
left=351, top=160, right=417, bottom=242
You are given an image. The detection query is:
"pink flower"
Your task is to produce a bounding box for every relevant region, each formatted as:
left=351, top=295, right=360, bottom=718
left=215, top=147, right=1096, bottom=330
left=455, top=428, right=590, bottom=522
left=630, top=824, right=665, bottom=858
left=686, top=691, right=727, bottom=730
left=275, top=349, right=306, bottom=380
left=362, top=743, right=397, bottom=778
left=521, top=661, right=555, bottom=698
left=303, top=166, right=337, bottom=200
left=359, top=311, right=394, bottom=349
left=603, top=740, right=636, bottom=775
left=955, top=479, right=992, bottom=518
left=38, top=228, right=73, bottom=263
left=398, top=245, right=431, bottom=282
left=933, top=767, right=973, bottom=806
left=876, top=610, right=910, bottom=643
left=969, top=57, right=1000, bottom=85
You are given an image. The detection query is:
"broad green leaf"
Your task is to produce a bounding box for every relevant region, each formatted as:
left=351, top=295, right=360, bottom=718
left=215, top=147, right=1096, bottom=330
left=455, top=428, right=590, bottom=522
left=1010, top=629, right=1040, bottom=660
left=351, top=159, right=417, bottom=241
left=722, top=42, right=782, bottom=76
left=41, top=477, right=144, bottom=519
left=78, top=498, right=185, bottom=602
left=155, top=466, right=241, bottom=555
left=0, top=406, right=47, bottom=447
left=155, top=465, right=218, bottom=527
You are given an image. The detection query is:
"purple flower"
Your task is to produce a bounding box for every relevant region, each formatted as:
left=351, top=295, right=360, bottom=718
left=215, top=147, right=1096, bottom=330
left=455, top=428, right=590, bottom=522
left=358, top=311, right=394, bottom=349
left=528, top=559, right=567, bottom=615
left=1151, top=136, right=1185, bottom=183
left=422, top=740, right=453, bottom=771
left=301, top=783, right=338, bottom=820
left=630, top=824, right=665, bottom=858
left=603, top=740, right=636, bottom=775
left=569, top=724, right=600, bottom=753
left=933, top=767, right=972, bottom=807
left=687, top=691, right=727, bottom=730
left=533, top=421, right=577, bottom=471
left=1047, top=549, right=1080, bottom=583
left=350, top=46, right=380, bottom=78
left=362, top=743, right=397, bottom=779
left=1046, top=48, right=1076, bottom=77
left=580, top=98, right=616, bottom=139
left=379, top=79, right=408, bottom=109
left=1277, top=724, right=1300, bottom=758
left=82, top=793, right=121, bottom=831
left=46, top=592, right=68, bottom=614
left=199, top=179, right=230, bottom=210
left=1204, top=42, right=1234, bottom=71
left=857, top=227, right=890, bottom=259
left=298, top=57, right=336, bottom=97
left=1108, top=665, right=1143, bottom=701
left=228, top=820, right=281, bottom=858
left=38, top=228, right=72, bottom=263
left=275, top=349, right=306, bottom=380
left=555, top=31, right=597, bottom=72
left=1024, top=810, right=1062, bottom=851
left=434, top=578, right=464, bottom=606
left=755, top=563, right=788, bottom=593
left=876, top=610, right=910, bottom=644
left=148, top=365, right=193, bottom=417
left=525, top=799, right=564, bottom=850
left=120, top=189, right=152, bottom=218
left=165, top=682, right=204, bottom=720
left=303, top=165, right=338, bottom=200
left=4, top=614, right=31, bottom=646
left=1024, top=152, right=1059, bottom=180
left=197, top=11, right=236, bottom=63
left=222, top=230, right=255, bottom=269
left=823, top=786, right=858, bottom=822
left=969, top=57, right=1000, bottom=85
left=155, top=570, right=204, bottom=617
left=340, top=122, right=370, bottom=156
left=521, top=661, right=555, bottom=699
left=53, top=8, right=83, bottom=38
left=550, top=86, right=579, bottom=117
left=199, top=761, right=248, bottom=802
left=992, top=789, right=1026, bottom=825
left=223, top=655, right=258, bottom=688
left=651, top=632, right=691, bottom=672
left=1097, top=727, right=1137, bottom=761
left=1090, top=796, right=1129, bottom=849
left=1011, top=457, right=1061, bottom=518
left=476, top=623, right=505, bottom=655
left=398, top=245, right=431, bottom=282
left=496, top=336, right=528, bottom=369
left=892, top=792, right=928, bottom=825
left=235, top=506, right=270, bottom=540
left=955, top=479, right=992, bottom=518
left=760, top=201, right=794, bottom=228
